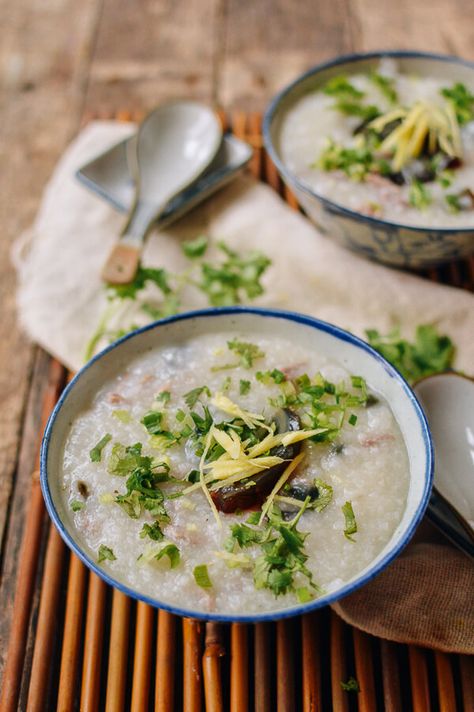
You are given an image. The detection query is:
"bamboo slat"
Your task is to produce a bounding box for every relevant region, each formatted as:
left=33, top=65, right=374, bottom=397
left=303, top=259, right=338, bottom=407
left=202, top=623, right=225, bottom=712
left=276, top=619, right=295, bottom=712
left=353, top=628, right=377, bottom=712
left=408, top=646, right=431, bottom=712
left=155, top=610, right=177, bottom=712
left=379, top=640, right=403, bottom=712
left=56, top=555, right=87, bottom=712
left=459, top=654, right=474, bottom=711
left=301, top=612, right=321, bottom=712
left=434, top=652, right=457, bottom=712
left=329, top=612, right=349, bottom=712
left=253, top=623, right=272, bottom=712
left=230, top=623, right=248, bottom=712
left=26, top=527, right=66, bottom=712
left=80, top=574, right=107, bottom=712
left=105, top=590, right=131, bottom=712
left=182, top=618, right=203, bottom=712
left=130, top=603, right=154, bottom=712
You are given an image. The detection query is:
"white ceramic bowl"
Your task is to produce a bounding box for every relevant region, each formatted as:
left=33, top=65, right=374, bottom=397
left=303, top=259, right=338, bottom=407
left=263, top=51, right=474, bottom=269
left=41, top=308, right=433, bottom=622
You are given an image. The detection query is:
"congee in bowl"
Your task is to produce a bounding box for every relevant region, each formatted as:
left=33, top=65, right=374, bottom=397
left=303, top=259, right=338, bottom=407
left=264, top=52, right=474, bottom=268
left=41, top=309, right=432, bottom=620
left=280, top=57, right=474, bottom=227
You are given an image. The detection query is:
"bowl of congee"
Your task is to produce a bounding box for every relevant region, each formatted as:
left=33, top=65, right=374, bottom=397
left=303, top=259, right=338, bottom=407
left=41, top=308, right=432, bottom=621
left=263, top=51, right=474, bottom=268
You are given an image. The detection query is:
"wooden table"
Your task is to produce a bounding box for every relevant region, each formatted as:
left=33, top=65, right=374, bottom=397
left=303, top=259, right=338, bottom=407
left=1, top=1, right=474, bottom=708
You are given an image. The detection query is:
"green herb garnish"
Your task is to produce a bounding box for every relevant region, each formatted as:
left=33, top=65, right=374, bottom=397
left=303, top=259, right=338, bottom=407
left=182, top=235, right=209, bottom=259
left=156, top=391, right=171, bottom=406
left=226, top=501, right=320, bottom=599
left=98, top=545, right=116, bottom=563
left=369, top=71, right=398, bottom=104
left=342, top=501, right=357, bottom=541
left=112, top=409, right=132, bottom=423
left=323, top=76, right=364, bottom=100
left=90, top=434, right=112, bottom=462
left=199, top=242, right=271, bottom=307
left=409, top=180, right=432, bottom=210
left=312, top=479, right=333, bottom=512
left=348, top=414, right=358, bottom=426
left=184, top=386, right=211, bottom=409
left=441, top=82, right=474, bottom=125
left=228, top=339, right=265, bottom=368
left=140, top=521, right=165, bottom=541
left=366, top=325, right=455, bottom=384
left=341, top=676, right=360, bottom=693
left=239, top=379, right=251, bottom=395
left=193, top=564, right=213, bottom=588
left=317, top=140, right=374, bottom=181
left=70, top=500, right=84, bottom=512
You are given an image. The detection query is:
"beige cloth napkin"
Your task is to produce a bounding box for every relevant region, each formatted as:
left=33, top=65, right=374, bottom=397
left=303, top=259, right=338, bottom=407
left=13, top=122, right=474, bottom=652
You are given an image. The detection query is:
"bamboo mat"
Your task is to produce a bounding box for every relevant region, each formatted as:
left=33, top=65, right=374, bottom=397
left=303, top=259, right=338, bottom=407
left=1, top=112, right=474, bottom=712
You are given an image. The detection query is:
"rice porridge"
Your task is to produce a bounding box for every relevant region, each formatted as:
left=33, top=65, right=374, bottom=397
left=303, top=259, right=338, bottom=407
left=62, top=332, right=409, bottom=615
left=280, top=59, right=474, bottom=226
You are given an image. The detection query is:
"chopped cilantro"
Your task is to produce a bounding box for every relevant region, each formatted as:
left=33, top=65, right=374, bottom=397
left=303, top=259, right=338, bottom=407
left=239, top=379, right=251, bottom=395
left=348, top=414, right=358, bottom=426
left=323, top=75, right=364, bottom=100
left=108, top=442, right=152, bottom=477
left=256, top=369, right=287, bottom=384
left=441, top=82, right=474, bottom=125
left=140, top=521, right=165, bottom=541
left=227, top=502, right=319, bottom=600
left=317, top=140, right=374, bottom=181
left=184, top=386, right=211, bottom=409
left=98, top=545, right=116, bottom=563
left=141, top=411, right=164, bottom=435
left=186, top=469, right=200, bottom=484
left=193, top=564, right=213, bottom=588
left=341, top=676, right=360, bottom=693
left=112, top=409, right=132, bottom=423
left=342, top=501, right=357, bottom=541
left=369, top=71, right=398, bottom=103
left=312, top=479, right=334, bottom=512
left=366, top=325, right=455, bottom=384
left=90, top=434, right=112, bottom=462
left=154, top=543, right=180, bottom=568
left=156, top=391, right=171, bottom=405
left=182, top=235, right=209, bottom=259
left=199, top=242, right=271, bottom=306
left=110, top=266, right=171, bottom=301
left=409, top=180, right=432, bottom=210
left=70, top=500, right=84, bottom=512
left=296, top=586, right=313, bottom=603
left=227, top=339, right=265, bottom=368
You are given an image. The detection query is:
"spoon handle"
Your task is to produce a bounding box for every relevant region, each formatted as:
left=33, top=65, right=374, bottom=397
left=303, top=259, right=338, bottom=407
left=101, top=201, right=161, bottom=285
left=427, top=488, right=474, bottom=560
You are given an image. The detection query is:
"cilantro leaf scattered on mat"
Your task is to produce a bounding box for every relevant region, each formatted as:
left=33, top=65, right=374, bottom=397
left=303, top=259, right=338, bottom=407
left=366, top=325, right=455, bottom=383
left=341, top=676, right=360, bottom=693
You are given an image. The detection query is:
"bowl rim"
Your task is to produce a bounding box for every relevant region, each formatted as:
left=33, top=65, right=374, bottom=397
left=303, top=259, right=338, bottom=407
left=40, top=306, right=434, bottom=622
left=263, top=49, right=474, bottom=235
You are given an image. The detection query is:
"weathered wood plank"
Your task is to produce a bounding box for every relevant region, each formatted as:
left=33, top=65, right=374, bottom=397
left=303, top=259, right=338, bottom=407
left=84, top=0, right=221, bottom=113
left=218, top=0, right=353, bottom=110
left=349, top=0, right=474, bottom=58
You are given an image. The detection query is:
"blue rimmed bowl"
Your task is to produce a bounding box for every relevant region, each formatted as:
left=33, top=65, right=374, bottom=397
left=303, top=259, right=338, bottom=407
left=41, top=308, right=433, bottom=622
left=263, top=50, right=474, bottom=269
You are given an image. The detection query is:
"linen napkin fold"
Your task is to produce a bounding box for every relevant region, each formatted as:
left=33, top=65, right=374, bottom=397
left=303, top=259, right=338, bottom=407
left=13, top=122, right=474, bottom=653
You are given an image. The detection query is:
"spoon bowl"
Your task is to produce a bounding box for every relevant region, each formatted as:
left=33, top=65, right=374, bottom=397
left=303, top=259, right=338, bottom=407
left=414, top=372, right=474, bottom=557
left=102, top=101, right=222, bottom=284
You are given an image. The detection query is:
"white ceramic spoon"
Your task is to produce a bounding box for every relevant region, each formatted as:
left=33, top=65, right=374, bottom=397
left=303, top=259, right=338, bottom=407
left=101, top=101, right=222, bottom=284
left=414, top=372, right=474, bottom=558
